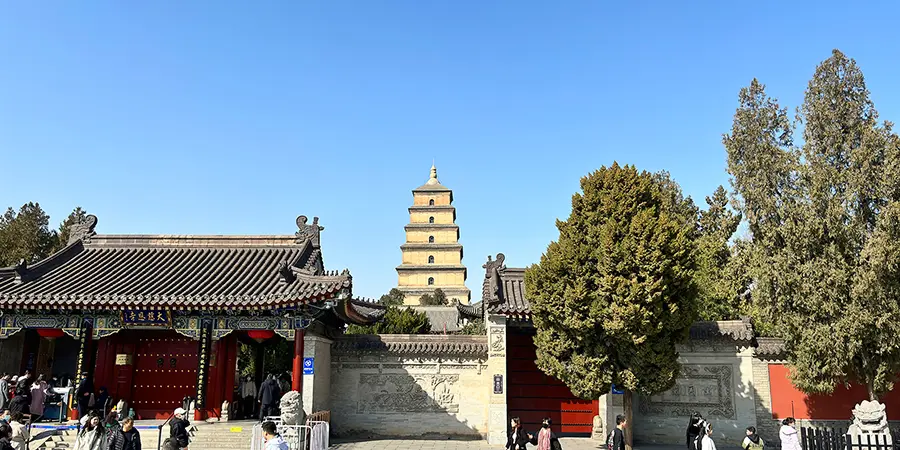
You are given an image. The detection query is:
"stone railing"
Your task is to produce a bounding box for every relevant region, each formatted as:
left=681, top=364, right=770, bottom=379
left=332, top=334, right=488, bottom=358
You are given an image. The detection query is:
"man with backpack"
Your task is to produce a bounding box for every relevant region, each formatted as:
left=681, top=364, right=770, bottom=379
left=607, top=415, right=626, bottom=450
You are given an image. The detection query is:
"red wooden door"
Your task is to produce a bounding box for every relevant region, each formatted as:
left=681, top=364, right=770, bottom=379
left=507, top=330, right=599, bottom=436
left=131, top=332, right=198, bottom=419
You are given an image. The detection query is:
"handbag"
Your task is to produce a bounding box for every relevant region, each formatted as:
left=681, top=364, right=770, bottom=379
left=88, top=393, right=95, bottom=407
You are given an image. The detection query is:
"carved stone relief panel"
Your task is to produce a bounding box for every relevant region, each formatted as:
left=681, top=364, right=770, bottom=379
left=639, top=364, right=735, bottom=419
left=357, top=373, right=460, bottom=414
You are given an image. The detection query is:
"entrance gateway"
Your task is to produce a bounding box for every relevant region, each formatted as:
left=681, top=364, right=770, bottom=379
left=458, top=253, right=600, bottom=439
left=0, top=214, right=384, bottom=420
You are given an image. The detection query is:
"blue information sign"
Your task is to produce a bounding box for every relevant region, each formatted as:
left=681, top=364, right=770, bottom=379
left=303, top=357, right=314, bottom=375
left=611, top=384, right=624, bottom=394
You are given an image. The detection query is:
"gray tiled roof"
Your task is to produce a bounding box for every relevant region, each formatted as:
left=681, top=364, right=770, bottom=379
left=689, top=318, right=755, bottom=341
left=456, top=253, right=531, bottom=319
left=0, top=215, right=352, bottom=310
left=333, top=334, right=487, bottom=356
left=755, top=337, right=786, bottom=355
left=333, top=297, right=387, bottom=325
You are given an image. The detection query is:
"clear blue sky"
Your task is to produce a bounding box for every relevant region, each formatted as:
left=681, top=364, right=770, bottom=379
left=2, top=1, right=899, bottom=300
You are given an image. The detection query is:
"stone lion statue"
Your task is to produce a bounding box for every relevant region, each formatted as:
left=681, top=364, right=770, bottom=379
left=848, top=400, right=892, bottom=445
left=280, top=390, right=306, bottom=426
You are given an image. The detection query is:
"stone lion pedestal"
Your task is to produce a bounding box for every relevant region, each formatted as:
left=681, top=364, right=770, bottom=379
left=848, top=400, right=892, bottom=446
left=592, top=415, right=605, bottom=440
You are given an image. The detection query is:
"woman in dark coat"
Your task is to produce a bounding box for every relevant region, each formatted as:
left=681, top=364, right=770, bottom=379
left=506, top=417, right=531, bottom=450
left=686, top=412, right=704, bottom=450
left=7, top=394, right=28, bottom=417
left=76, top=375, right=94, bottom=420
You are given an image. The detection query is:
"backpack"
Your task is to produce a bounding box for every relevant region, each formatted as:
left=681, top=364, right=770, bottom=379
left=607, top=430, right=616, bottom=450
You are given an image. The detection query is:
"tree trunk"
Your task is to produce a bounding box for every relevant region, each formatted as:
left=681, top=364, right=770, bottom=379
left=867, top=380, right=877, bottom=401
left=624, top=389, right=634, bottom=450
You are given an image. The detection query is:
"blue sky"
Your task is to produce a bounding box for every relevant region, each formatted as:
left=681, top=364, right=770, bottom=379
left=2, top=1, right=899, bottom=300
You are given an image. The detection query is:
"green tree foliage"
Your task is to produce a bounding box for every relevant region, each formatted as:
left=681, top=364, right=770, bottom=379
left=0, top=204, right=90, bottom=266
left=694, top=186, right=747, bottom=320
left=419, top=288, right=448, bottom=306
left=56, top=207, right=90, bottom=250
left=379, top=288, right=406, bottom=307
left=459, top=318, right=486, bottom=335
left=525, top=163, right=699, bottom=445
left=237, top=339, right=292, bottom=379
left=724, top=50, right=900, bottom=400
left=345, top=307, right=432, bottom=334
left=0, top=203, right=57, bottom=266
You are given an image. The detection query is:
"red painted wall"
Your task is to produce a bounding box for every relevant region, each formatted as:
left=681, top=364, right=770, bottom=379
left=769, top=364, right=900, bottom=420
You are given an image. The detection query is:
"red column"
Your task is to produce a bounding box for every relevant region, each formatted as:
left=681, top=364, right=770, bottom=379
left=291, top=329, right=305, bottom=392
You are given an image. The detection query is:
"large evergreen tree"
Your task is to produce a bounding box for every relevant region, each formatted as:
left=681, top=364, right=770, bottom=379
left=0, top=203, right=58, bottom=266
left=525, top=163, right=699, bottom=447
left=694, top=186, right=746, bottom=320
left=725, top=50, right=900, bottom=400
left=379, top=288, right=406, bottom=307
left=345, top=307, right=432, bottom=334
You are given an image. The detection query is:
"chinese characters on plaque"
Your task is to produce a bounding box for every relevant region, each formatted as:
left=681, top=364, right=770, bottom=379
left=121, top=309, right=170, bottom=326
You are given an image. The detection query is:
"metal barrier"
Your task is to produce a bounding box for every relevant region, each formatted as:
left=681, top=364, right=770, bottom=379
left=251, top=418, right=330, bottom=450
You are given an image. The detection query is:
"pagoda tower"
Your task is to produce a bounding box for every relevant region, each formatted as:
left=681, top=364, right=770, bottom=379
left=396, top=165, right=471, bottom=305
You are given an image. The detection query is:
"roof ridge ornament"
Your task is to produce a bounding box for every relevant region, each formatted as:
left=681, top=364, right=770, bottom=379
left=278, top=260, right=296, bottom=284
left=13, top=259, right=28, bottom=284
left=484, top=253, right=506, bottom=305
left=295, top=215, right=324, bottom=246
left=68, top=214, right=98, bottom=245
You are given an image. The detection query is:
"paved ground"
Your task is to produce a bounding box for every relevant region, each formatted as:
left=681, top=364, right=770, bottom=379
left=331, top=437, right=686, bottom=450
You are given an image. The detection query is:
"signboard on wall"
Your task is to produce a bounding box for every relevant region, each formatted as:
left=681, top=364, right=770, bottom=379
left=303, top=357, right=314, bottom=375
left=122, top=309, right=170, bottom=326
left=114, top=354, right=133, bottom=366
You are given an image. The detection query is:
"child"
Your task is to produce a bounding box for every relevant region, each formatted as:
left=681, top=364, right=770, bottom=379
left=742, top=426, right=764, bottom=450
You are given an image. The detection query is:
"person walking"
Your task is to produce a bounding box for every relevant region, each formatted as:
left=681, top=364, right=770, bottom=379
left=6, top=394, right=28, bottom=417
left=700, top=422, right=717, bottom=450
left=76, top=373, right=94, bottom=420
left=742, top=426, right=764, bottom=450
left=121, top=417, right=142, bottom=450
left=257, top=375, right=281, bottom=422
left=506, top=417, right=531, bottom=450
left=74, top=413, right=108, bottom=450
left=608, top=415, right=626, bottom=450
left=240, top=376, right=257, bottom=420
left=30, top=375, right=49, bottom=418
left=169, top=408, right=190, bottom=450
left=8, top=413, right=28, bottom=450
left=780, top=418, right=802, bottom=450
left=532, top=417, right=562, bottom=450
left=686, top=413, right=704, bottom=450
left=0, top=423, right=15, bottom=450
left=261, top=421, right=288, bottom=450
left=104, top=411, right=125, bottom=450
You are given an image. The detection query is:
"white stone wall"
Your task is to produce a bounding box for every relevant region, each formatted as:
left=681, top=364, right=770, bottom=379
left=302, top=335, right=332, bottom=415
left=632, top=340, right=758, bottom=446
left=330, top=337, right=489, bottom=439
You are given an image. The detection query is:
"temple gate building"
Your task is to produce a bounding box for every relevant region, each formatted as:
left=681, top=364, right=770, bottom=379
left=0, top=214, right=383, bottom=420
left=395, top=165, right=470, bottom=305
